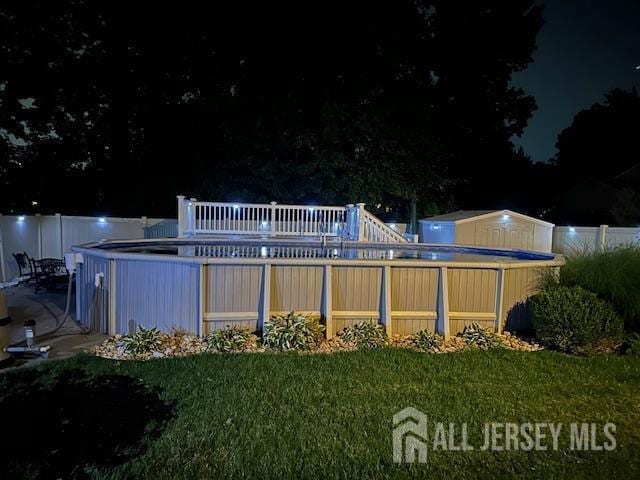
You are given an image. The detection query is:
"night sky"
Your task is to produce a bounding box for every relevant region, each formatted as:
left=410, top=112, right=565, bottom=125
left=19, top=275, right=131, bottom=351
left=513, top=0, right=640, bottom=163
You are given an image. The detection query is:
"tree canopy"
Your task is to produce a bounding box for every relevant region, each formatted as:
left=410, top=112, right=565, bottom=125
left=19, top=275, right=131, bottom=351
left=1, top=0, right=543, bottom=220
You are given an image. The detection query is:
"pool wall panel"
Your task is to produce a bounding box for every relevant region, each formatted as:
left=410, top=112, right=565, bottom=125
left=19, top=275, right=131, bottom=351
left=76, top=254, right=110, bottom=333
left=271, top=265, right=322, bottom=314
left=448, top=269, right=497, bottom=333
left=391, top=267, right=439, bottom=335
left=501, top=267, right=543, bottom=331
left=332, top=266, right=382, bottom=331
left=115, top=259, right=199, bottom=334
left=204, top=265, right=262, bottom=332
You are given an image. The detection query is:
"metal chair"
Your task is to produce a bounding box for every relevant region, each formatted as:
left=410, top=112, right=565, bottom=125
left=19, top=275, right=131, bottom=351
left=33, top=258, right=69, bottom=293
left=12, top=252, right=35, bottom=283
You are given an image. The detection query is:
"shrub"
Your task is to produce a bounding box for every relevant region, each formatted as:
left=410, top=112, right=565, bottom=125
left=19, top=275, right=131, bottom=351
left=123, top=326, right=163, bottom=356
left=457, top=323, right=502, bottom=349
left=557, top=245, right=640, bottom=331
left=262, top=312, right=324, bottom=351
left=410, top=330, right=443, bottom=352
left=530, top=286, right=624, bottom=351
left=205, top=326, right=257, bottom=353
left=621, top=333, right=640, bottom=357
left=340, top=322, right=388, bottom=349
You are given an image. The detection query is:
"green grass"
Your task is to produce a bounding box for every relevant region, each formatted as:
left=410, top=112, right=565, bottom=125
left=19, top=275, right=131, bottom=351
left=557, top=245, right=640, bottom=331
left=3, top=349, right=640, bottom=479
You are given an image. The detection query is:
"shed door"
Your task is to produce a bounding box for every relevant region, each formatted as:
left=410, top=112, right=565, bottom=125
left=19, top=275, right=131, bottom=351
left=474, top=221, right=534, bottom=250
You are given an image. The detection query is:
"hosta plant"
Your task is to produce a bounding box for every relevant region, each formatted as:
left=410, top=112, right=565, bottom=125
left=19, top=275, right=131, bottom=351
left=123, top=326, right=163, bottom=356
left=410, top=330, right=443, bottom=352
left=205, top=326, right=257, bottom=353
left=340, top=321, right=389, bottom=349
left=263, top=312, right=325, bottom=351
left=457, top=323, right=502, bottom=350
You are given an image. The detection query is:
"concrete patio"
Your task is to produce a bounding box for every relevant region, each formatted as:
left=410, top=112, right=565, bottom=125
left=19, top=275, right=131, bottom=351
left=2, top=283, right=107, bottom=366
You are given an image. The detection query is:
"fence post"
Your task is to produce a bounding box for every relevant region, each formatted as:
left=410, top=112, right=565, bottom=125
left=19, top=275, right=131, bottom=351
left=56, top=213, right=63, bottom=258
left=270, top=202, right=277, bottom=236
left=189, top=198, right=197, bottom=234
left=356, top=202, right=366, bottom=241
left=176, top=195, right=186, bottom=237
left=437, top=267, right=450, bottom=339
left=36, top=214, right=43, bottom=259
left=597, top=224, right=608, bottom=252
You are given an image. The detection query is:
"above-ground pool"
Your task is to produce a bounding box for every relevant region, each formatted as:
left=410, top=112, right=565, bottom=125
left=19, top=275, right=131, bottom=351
left=73, top=238, right=563, bottom=339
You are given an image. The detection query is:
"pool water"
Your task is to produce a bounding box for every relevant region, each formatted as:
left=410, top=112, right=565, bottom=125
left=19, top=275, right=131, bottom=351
left=97, top=241, right=554, bottom=262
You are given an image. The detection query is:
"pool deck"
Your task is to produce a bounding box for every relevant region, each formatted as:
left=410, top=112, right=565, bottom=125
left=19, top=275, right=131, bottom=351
left=2, top=284, right=107, bottom=368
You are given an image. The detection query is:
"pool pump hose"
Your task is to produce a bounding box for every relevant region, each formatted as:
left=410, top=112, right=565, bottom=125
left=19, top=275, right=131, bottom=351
left=5, top=270, right=88, bottom=357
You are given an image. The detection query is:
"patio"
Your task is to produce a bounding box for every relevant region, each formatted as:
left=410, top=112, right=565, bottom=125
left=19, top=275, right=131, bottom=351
left=2, top=285, right=107, bottom=365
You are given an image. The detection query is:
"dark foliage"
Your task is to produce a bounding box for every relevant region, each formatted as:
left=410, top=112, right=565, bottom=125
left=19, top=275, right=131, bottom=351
left=0, top=1, right=542, bottom=219
left=0, top=368, right=174, bottom=479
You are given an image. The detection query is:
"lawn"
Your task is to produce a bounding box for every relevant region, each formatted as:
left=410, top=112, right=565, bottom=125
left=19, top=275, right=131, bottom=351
left=2, top=349, right=639, bottom=479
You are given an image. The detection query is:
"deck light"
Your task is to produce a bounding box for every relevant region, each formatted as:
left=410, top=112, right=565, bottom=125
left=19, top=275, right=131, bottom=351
left=502, top=214, right=510, bottom=221
left=98, top=217, right=106, bottom=223
left=390, top=223, right=396, bottom=229
left=233, top=204, right=239, bottom=209
left=569, top=227, right=576, bottom=233
left=431, top=224, right=440, bottom=230
left=17, top=215, right=25, bottom=222
left=308, top=207, right=315, bottom=212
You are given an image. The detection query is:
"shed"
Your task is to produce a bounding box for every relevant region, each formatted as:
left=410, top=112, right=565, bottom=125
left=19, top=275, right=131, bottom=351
left=418, top=210, right=554, bottom=253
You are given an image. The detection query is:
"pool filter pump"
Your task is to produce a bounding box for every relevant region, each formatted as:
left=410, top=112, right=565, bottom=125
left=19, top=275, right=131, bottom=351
left=4, top=318, right=51, bottom=358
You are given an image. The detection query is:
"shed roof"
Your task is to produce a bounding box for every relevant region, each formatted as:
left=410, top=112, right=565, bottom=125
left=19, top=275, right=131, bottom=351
left=419, top=209, right=554, bottom=227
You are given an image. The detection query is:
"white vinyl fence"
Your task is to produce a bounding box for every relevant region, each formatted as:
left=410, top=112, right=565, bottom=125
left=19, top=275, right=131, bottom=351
left=552, top=225, right=640, bottom=254
left=0, top=214, right=175, bottom=282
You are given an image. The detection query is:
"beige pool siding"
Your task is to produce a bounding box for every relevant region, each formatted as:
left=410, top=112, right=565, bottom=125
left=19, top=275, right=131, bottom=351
left=198, top=264, right=548, bottom=336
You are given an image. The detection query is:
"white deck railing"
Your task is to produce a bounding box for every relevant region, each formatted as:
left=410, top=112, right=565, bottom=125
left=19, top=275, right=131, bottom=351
left=177, top=196, right=407, bottom=243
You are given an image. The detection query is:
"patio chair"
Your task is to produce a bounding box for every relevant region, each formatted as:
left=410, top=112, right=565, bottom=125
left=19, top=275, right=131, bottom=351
left=33, top=258, right=69, bottom=293
left=12, top=252, right=35, bottom=283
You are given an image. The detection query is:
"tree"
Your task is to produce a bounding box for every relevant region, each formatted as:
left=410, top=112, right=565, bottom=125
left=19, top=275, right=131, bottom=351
left=1, top=1, right=543, bottom=219
left=554, top=88, right=640, bottom=181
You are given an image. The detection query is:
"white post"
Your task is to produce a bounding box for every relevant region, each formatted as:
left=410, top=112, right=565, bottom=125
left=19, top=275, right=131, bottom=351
left=108, top=259, right=117, bottom=336
left=597, top=224, right=608, bottom=252
left=357, top=202, right=366, bottom=241
left=177, top=195, right=186, bottom=237
left=56, top=213, right=63, bottom=258
left=494, top=268, right=505, bottom=333
left=198, top=265, right=205, bottom=336
left=189, top=198, right=197, bottom=234
left=380, top=265, right=393, bottom=336
left=36, top=214, right=43, bottom=259
left=270, top=202, right=277, bottom=236
left=437, top=267, right=450, bottom=339
left=321, top=264, right=333, bottom=339
left=259, top=264, right=272, bottom=335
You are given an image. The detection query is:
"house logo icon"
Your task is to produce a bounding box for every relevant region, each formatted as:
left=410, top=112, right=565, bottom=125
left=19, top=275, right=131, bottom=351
left=392, top=407, right=428, bottom=463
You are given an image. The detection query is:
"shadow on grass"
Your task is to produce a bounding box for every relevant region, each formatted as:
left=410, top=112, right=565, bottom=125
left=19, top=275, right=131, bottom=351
left=0, top=368, right=174, bottom=479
